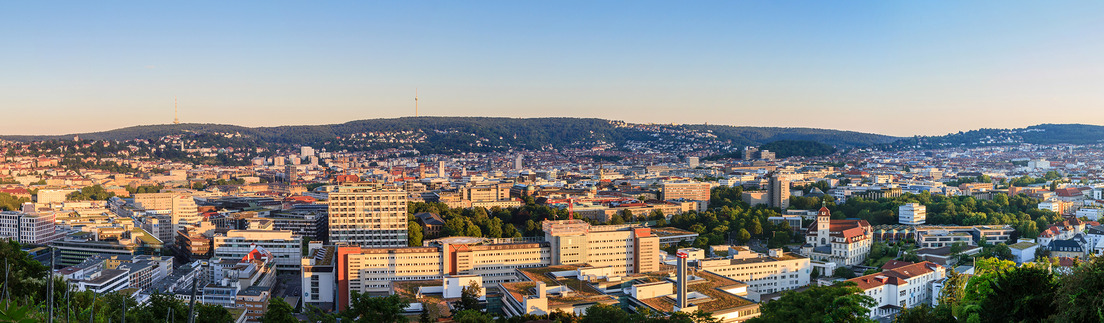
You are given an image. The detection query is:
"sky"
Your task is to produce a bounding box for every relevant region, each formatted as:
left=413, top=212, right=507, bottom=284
left=2, top=1, right=1103, bottom=136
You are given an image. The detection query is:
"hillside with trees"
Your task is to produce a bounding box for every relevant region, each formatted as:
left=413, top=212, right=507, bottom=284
left=757, top=140, right=837, bottom=158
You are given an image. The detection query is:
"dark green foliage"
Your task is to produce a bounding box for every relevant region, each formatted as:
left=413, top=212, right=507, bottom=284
left=1051, top=255, right=1104, bottom=322
left=260, top=297, right=298, bottom=323
left=342, top=292, right=407, bottom=323
left=830, top=191, right=1060, bottom=238
left=0, top=193, right=29, bottom=211
left=758, top=140, right=836, bottom=158
left=67, top=185, right=115, bottom=201
left=748, top=282, right=875, bottom=323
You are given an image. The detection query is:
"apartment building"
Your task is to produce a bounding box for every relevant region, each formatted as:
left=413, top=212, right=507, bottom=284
left=212, top=230, right=303, bottom=271
left=327, top=186, right=408, bottom=247
left=847, top=261, right=947, bottom=318
left=696, top=248, right=811, bottom=297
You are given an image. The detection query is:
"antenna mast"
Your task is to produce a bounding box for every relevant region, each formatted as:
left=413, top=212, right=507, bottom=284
left=173, top=96, right=180, bottom=124
left=415, top=88, right=419, bottom=117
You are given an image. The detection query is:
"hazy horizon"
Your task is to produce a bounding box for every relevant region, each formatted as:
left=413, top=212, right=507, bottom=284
left=4, top=1, right=1103, bottom=136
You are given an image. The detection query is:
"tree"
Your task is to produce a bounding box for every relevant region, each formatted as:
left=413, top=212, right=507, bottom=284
left=343, top=293, right=407, bottom=323
left=833, top=267, right=856, bottom=279
left=196, top=303, right=235, bottom=323
left=1050, top=255, right=1104, bottom=322
left=453, top=310, right=493, bottom=323
left=736, top=229, right=751, bottom=244
left=582, top=304, right=628, bottom=323
left=962, top=265, right=1056, bottom=322
left=454, top=280, right=482, bottom=313
left=67, top=185, right=115, bottom=201
left=408, top=221, right=424, bottom=246
left=748, top=283, right=875, bottom=323
left=261, top=297, right=298, bottom=323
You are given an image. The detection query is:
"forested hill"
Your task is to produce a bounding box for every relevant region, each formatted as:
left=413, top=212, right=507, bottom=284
left=0, top=117, right=898, bottom=154
left=883, top=123, right=1104, bottom=149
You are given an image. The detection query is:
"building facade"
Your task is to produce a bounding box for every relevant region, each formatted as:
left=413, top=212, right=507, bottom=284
left=327, top=186, right=408, bottom=247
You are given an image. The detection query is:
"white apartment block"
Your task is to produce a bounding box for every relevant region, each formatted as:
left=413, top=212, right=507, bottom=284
left=212, top=230, right=303, bottom=271
left=898, top=203, right=926, bottom=225
left=327, top=186, right=408, bottom=247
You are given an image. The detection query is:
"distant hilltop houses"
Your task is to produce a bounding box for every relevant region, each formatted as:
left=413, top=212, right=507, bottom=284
left=2, top=121, right=1104, bottom=321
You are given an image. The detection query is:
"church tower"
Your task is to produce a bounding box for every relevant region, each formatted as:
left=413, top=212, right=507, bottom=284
left=816, top=206, right=831, bottom=246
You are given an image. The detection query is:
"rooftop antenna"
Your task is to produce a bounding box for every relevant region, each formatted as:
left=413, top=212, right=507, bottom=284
left=173, top=96, right=180, bottom=124
left=415, top=88, right=419, bottom=117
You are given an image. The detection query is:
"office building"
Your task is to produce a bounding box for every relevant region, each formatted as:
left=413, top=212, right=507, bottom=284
left=660, top=182, right=711, bottom=202
left=133, top=192, right=200, bottom=229
left=696, top=248, right=811, bottom=297
left=899, top=203, right=926, bottom=225
left=212, top=230, right=303, bottom=271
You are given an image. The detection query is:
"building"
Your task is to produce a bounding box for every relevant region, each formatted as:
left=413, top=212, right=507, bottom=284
left=301, top=245, right=337, bottom=308
left=0, top=208, right=59, bottom=245
left=660, top=182, right=711, bottom=203
left=800, top=207, right=873, bottom=266
left=768, top=174, right=790, bottom=209
left=898, top=203, right=926, bottom=225
left=267, top=204, right=329, bottom=243
left=327, top=186, right=408, bottom=247
left=1009, top=241, right=1039, bottom=264
left=212, top=230, right=303, bottom=271
left=696, top=248, right=810, bottom=298
left=414, top=212, right=445, bottom=237
left=133, top=192, right=200, bottom=229
left=36, top=189, right=74, bottom=204
left=847, top=261, right=946, bottom=319
left=543, top=220, right=660, bottom=276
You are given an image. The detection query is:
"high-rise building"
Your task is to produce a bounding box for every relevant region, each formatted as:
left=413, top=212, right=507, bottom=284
left=212, top=230, right=303, bottom=271
left=514, top=155, right=523, bottom=170
left=769, top=174, right=790, bottom=209
left=687, top=156, right=700, bottom=168
left=543, top=220, right=659, bottom=276
left=327, top=186, right=408, bottom=247
left=300, top=146, right=315, bottom=158
left=134, top=193, right=199, bottom=230
left=438, top=160, right=446, bottom=177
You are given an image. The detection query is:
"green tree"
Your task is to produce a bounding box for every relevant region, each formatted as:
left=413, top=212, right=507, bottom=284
left=453, top=309, right=493, bottom=323
left=963, top=265, right=1056, bottom=322
left=582, top=304, right=628, bottom=323
left=196, top=303, right=235, bottom=323
left=343, top=293, right=408, bottom=323
left=408, top=221, right=424, bottom=246
left=833, top=267, right=856, bottom=279
left=260, top=297, right=298, bottom=323
left=736, top=229, right=751, bottom=244
left=1050, top=255, right=1104, bottom=322
left=748, top=283, right=875, bottom=323
left=454, top=280, right=483, bottom=313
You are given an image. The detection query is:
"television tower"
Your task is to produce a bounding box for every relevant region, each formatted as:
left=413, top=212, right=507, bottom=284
left=414, top=89, right=419, bottom=117
left=173, top=96, right=180, bottom=124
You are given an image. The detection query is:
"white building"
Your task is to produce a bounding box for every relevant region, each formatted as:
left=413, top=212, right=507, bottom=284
left=800, top=207, right=874, bottom=266
left=697, top=248, right=811, bottom=299
left=847, top=261, right=947, bottom=318
left=898, top=203, right=926, bottom=225
left=212, top=230, right=303, bottom=271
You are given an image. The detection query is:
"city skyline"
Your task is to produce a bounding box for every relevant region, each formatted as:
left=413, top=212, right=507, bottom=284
left=4, top=1, right=1104, bottom=136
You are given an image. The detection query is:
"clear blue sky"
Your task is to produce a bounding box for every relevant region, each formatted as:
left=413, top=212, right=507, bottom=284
left=3, top=1, right=1103, bottom=136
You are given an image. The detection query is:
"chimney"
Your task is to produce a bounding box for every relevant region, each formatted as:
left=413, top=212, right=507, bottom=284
left=676, top=250, right=688, bottom=310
